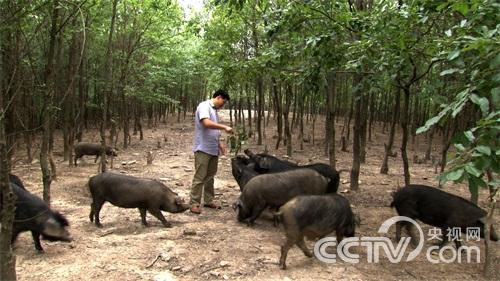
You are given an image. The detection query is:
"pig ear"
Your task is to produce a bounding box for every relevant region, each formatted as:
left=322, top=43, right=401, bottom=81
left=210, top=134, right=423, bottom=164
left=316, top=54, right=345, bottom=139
left=232, top=200, right=242, bottom=211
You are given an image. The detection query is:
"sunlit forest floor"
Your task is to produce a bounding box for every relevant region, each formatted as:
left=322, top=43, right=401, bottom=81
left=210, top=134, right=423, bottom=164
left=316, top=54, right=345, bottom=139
left=12, top=111, right=497, bottom=280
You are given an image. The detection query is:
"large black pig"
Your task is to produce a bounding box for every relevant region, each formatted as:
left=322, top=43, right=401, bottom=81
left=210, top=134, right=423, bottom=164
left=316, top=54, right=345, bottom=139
left=244, top=149, right=340, bottom=193
left=275, top=194, right=357, bottom=269
left=88, top=172, right=189, bottom=227
left=391, top=184, right=499, bottom=248
left=6, top=183, right=72, bottom=252
left=74, top=142, right=117, bottom=166
left=9, top=174, right=25, bottom=189
left=231, top=156, right=259, bottom=191
left=234, top=168, right=330, bottom=225
left=243, top=149, right=297, bottom=173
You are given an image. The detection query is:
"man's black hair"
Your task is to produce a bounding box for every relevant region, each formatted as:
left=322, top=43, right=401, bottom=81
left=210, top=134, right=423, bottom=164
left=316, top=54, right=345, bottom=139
left=213, top=89, right=230, bottom=101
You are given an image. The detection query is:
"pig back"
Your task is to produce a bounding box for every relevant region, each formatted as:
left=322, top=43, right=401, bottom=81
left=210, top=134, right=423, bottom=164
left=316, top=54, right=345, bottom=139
left=241, top=168, right=329, bottom=206
left=89, top=172, right=174, bottom=208
left=393, top=185, right=487, bottom=228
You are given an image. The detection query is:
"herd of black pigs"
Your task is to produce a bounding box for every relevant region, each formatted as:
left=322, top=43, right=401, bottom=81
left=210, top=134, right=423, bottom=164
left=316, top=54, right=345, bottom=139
left=3, top=142, right=498, bottom=271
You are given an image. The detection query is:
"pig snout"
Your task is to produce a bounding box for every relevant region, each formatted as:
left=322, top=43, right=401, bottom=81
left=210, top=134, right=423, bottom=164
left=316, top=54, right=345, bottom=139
left=172, top=197, right=189, bottom=213
left=42, top=217, right=73, bottom=242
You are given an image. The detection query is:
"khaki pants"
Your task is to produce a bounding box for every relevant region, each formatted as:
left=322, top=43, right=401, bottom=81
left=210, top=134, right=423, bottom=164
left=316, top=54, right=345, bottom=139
left=190, top=151, right=219, bottom=205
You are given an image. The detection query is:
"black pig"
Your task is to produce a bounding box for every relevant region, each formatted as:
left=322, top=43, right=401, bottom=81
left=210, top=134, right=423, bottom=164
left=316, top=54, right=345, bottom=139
left=391, top=184, right=499, bottom=248
left=244, top=149, right=340, bottom=193
left=5, top=183, right=72, bottom=252
left=88, top=172, right=189, bottom=227
left=234, top=168, right=330, bottom=225
left=9, top=174, right=25, bottom=189
left=231, top=156, right=259, bottom=191
left=275, top=194, right=357, bottom=269
left=74, top=142, right=117, bottom=166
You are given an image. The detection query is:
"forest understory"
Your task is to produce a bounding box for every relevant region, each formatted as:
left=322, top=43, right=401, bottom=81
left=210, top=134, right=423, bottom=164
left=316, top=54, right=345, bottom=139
left=11, top=112, right=498, bottom=281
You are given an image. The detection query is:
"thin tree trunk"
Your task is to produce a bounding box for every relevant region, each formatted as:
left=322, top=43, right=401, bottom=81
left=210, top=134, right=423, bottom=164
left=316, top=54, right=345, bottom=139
left=400, top=87, right=411, bottom=186
left=272, top=78, right=283, bottom=150
left=100, top=0, right=119, bottom=173
left=256, top=77, right=264, bottom=145
left=327, top=73, right=336, bottom=169
left=0, top=15, right=17, bottom=276
left=41, top=0, right=61, bottom=204
left=246, top=84, right=252, bottom=137
left=350, top=77, right=363, bottom=191
left=425, top=127, right=434, bottom=162
left=284, top=84, right=293, bottom=156
left=380, top=89, right=401, bottom=174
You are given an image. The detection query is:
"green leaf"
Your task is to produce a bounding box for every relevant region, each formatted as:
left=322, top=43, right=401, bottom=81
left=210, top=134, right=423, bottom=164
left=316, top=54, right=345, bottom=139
left=416, top=116, right=440, bottom=134
left=491, top=53, right=500, bottom=68
left=464, top=164, right=482, bottom=177
left=475, top=145, right=492, bottom=156
left=454, top=143, right=466, bottom=151
left=474, top=157, right=491, bottom=170
left=469, top=176, right=487, bottom=191
left=464, top=130, right=475, bottom=142
left=447, top=50, right=460, bottom=61
left=468, top=177, right=484, bottom=199
left=446, top=169, right=464, bottom=181
left=493, top=73, right=500, bottom=83
left=440, top=68, right=459, bottom=76
left=469, top=94, right=489, bottom=117
left=452, top=2, right=469, bottom=16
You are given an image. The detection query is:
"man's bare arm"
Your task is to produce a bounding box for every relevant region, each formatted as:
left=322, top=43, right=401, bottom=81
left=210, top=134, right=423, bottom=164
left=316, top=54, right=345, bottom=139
left=201, top=118, right=233, bottom=133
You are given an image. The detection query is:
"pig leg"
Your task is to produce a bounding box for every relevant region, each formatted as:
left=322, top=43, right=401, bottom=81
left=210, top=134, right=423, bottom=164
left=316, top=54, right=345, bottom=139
left=94, top=155, right=99, bottom=163
left=336, top=233, right=345, bottom=244
left=148, top=208, right=172, bottom=228
left=31, top=231, right=44, bottom=253
left=89, top=203, right=95, bottom=222
left=279, top=238, right=295, bottom=270
left=405, top=224, right=419, bottom=248
left=91, top=200, right=105, bottom=227
left=139, top=208, right=149, bottom=226
left=296, top=236, right=313, bottom=258
left=436, top=227, right=450, bottom=248
left=246, top=204, right=266, bottom=226
left=395, top=221, right=403, bottom=241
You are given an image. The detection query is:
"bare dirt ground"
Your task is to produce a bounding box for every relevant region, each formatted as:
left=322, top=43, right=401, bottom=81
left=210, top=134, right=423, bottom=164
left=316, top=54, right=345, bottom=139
left=11, top=111, right=498, bottom=281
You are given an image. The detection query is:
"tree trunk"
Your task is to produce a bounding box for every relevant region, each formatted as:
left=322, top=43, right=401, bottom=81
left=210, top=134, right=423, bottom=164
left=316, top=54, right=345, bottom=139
left=100, top=0, right=119, bottom=173
left=298, top=91, right=305, bottom=150
left=41, top=0, right=61, bottom=204
left=256, top=77, right=264, bottom=145
left=284, top=84, right=293, bottom=156
left=360, top=93, right=368, bottom=163
left=272, top=78, right=283, bottom=150
left=246, top=84, right=252, bottom=137
left=327, top=73, right=336, bottom=169
left=350, top=76, right=363, bottom=191
left=0, top=15, right=17, bottom=276
left=380, top=89, right=401, bottom=174
left=425, top=127, right=434, bottom=162
left=400, top=87, right=411, bottom=186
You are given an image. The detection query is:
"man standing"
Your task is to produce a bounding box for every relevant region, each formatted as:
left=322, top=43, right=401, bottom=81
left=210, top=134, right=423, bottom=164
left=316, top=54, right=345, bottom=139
left=190, top=89, right=233, bottom=214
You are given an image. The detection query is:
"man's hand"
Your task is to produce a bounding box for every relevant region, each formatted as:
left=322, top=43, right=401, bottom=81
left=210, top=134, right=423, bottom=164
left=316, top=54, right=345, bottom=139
left=224, top=125, right=233, bottom=134
left=219, top=141, right=227, bottom=155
